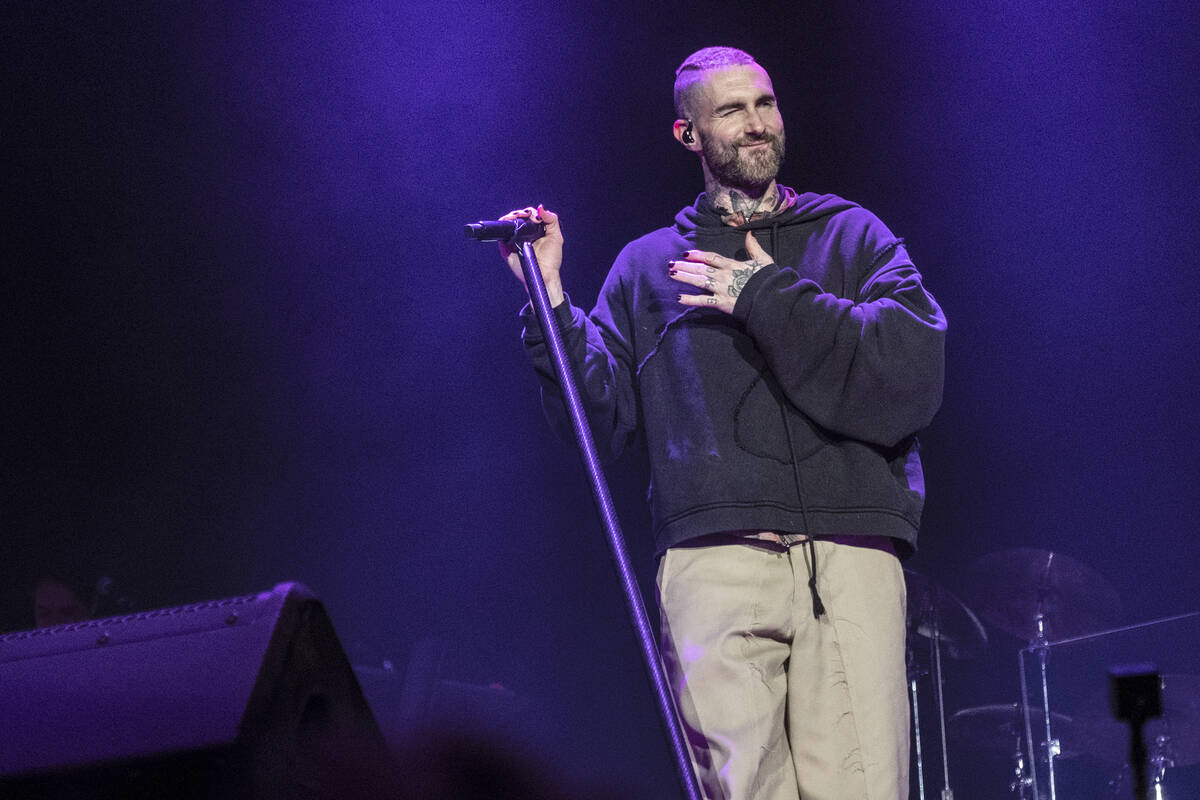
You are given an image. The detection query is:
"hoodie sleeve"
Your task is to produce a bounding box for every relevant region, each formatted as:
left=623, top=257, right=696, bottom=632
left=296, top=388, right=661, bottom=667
left=519, top=271, right=641, bottom=462
left=731, top=210, right=946, bottom=447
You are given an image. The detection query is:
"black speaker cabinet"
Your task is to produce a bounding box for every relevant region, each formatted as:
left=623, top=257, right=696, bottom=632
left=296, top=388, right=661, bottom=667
left=0, top=582, right=387, bottom=799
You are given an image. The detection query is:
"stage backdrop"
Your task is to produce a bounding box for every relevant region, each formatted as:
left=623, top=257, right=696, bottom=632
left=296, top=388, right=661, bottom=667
left=5, top=1, right=1198, bottom=796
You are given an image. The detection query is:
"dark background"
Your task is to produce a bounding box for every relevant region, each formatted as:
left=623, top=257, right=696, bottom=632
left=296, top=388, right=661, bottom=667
left=4, top=1, right=1199, bottom=796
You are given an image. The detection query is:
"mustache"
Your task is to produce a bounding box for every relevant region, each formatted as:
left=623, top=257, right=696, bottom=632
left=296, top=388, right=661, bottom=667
left=737, top=133, right=781, bottom=147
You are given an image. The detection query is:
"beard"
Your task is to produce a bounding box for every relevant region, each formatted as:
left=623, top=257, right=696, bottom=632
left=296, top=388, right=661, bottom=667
left=702, top=131, right=786, bottom=192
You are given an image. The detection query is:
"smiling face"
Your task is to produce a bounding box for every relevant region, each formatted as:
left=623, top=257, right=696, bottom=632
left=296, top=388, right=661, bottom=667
left=684, top=64, right=786, bottom=193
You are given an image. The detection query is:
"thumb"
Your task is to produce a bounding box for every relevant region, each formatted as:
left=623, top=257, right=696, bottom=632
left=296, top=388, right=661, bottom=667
left=745, top=230, right=771, bottom=263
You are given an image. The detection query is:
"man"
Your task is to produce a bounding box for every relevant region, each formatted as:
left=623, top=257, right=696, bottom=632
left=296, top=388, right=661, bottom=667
left=500, top=47, right=945, bottom=799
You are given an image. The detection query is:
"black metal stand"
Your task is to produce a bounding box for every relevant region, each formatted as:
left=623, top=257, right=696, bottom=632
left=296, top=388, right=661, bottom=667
left=1129, top=720, right=1150, bottom=800
left=507, top=228, right=702, bottom=800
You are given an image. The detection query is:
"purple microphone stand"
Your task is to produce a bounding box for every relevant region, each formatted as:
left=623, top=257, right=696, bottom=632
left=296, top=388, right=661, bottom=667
left=468, top=218, right=702, bottom=800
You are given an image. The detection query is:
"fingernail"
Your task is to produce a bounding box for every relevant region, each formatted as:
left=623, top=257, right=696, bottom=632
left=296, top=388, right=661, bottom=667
left=669, top=269, right=678, bottom=277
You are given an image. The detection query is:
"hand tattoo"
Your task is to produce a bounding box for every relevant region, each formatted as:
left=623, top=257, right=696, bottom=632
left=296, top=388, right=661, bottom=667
left=728, top=261, right=769, bottom=298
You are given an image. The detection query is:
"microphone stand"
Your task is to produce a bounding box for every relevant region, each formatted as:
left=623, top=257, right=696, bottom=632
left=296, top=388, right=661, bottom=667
left=495, top=222, right=703, bottom=800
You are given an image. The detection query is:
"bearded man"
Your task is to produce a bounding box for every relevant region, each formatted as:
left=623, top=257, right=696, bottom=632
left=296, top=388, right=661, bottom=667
left=501, top=46, right=945, bottom=800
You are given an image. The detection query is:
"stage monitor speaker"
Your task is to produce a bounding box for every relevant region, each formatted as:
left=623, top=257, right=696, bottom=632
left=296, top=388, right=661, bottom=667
left=0, top=582, right=387, bottom=799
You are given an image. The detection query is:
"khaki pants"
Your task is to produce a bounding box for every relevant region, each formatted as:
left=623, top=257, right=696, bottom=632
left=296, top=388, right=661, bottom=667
left=656, top=536, right=909, bottom=800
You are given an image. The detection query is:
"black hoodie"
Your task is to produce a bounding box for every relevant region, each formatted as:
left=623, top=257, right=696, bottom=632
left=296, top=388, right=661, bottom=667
left=522, top=188, right=946, bottom=556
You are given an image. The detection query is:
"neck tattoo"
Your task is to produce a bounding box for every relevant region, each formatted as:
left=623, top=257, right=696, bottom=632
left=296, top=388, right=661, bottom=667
left=711, top=186, right=785, bottom=226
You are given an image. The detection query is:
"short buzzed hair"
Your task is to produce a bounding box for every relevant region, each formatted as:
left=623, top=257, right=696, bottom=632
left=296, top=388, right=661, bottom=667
left=673, top=46, right=759, bottom=118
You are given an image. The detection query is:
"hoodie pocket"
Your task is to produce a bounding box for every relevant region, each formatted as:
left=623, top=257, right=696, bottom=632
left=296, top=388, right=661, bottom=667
left=733, top=374, right=826, bottom=464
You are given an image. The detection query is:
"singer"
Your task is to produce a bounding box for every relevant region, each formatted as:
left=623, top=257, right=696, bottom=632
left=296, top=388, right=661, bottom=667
left=498, top=47, right=945, bottom=800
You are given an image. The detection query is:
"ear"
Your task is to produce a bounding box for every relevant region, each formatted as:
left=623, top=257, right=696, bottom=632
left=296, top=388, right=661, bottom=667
left=673, top=118, right=701, bottom=152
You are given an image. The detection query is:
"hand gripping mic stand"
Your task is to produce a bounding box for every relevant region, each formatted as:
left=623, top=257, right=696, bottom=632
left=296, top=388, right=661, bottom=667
left=470, top=219, right=703, bottom=800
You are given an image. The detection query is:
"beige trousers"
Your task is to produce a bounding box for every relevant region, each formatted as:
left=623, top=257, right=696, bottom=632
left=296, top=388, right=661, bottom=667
left=656, top=536, right=909, bottom=800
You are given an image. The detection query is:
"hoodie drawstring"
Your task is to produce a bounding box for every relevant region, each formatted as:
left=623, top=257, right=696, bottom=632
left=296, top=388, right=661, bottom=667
left=803, top=538, right=826, bottom=619
left=781, top=412, right=825, bottom=619
left=754, top=223, right=823, bottom=619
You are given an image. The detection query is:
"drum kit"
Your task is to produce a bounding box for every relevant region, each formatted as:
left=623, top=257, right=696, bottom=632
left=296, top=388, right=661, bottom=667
left=905, top=548, right=1200, bottom=800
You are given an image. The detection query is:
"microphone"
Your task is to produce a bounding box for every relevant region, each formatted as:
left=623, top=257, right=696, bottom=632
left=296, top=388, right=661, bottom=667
left=464, top=218, right=546, bottom=242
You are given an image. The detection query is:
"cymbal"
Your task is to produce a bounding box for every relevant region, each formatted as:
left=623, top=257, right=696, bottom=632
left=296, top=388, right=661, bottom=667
left=949, top=703, right=1075, bottom=756
left=904, top=569, right=988, bottom=659
left=965, top=548, right=1122, bottom=642
left=1070, top=674, right=1200, bottom=766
